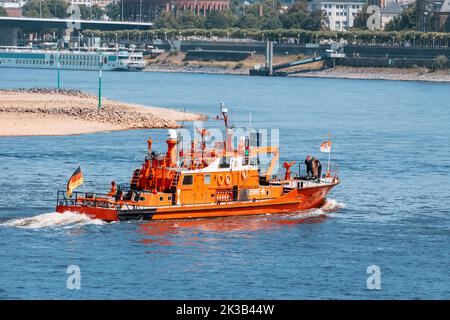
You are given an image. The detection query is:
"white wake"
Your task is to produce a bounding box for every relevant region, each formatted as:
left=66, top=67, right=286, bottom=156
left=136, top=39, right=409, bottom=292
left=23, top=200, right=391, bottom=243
left=320, top=198, right=346, bottom=212
left=276, top=199, right=346, bottom=220
left=1, top=211, right=105, bottom=229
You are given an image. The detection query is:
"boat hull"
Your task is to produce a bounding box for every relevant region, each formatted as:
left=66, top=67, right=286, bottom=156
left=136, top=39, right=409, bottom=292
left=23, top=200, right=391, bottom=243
left=55, top=183, right=338, bottom=222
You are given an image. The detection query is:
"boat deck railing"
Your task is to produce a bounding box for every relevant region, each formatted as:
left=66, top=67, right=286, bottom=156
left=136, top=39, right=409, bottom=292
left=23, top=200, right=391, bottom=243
left=285, top=162, right=339, bottom=180
left=56, top=190, right=118, bottom=209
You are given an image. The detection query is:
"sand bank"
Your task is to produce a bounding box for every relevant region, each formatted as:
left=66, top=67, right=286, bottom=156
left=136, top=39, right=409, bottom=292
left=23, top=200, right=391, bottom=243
left=0, top=89, right=204, bottom=137
left=293, top=66, right=450, bottom=82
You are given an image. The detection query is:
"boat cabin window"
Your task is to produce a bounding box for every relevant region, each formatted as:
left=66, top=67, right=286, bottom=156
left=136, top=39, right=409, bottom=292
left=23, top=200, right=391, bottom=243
left=204, top=174, right=211, bottom=185
left=182, top=175, right=193, bottom=185
left=219, top=157, right=230, bottom=168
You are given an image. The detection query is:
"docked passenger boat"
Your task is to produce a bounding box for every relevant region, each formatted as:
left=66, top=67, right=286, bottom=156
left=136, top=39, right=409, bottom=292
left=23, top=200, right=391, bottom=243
left=0, top=46, right=145, bottom=71
left=56, top=107, right=340, bottom=221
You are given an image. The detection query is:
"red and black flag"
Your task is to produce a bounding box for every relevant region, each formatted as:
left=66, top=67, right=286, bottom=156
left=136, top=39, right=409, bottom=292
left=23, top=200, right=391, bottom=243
left=66, top=166, right=84, bottom=197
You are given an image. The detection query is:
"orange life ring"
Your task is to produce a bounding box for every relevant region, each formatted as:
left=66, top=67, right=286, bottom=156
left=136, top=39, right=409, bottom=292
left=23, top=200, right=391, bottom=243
left=225, top=174, right=232, bottom=185
left=218, top=174, right=224, bottom=186
left=241, top=170, right=248, bottom=180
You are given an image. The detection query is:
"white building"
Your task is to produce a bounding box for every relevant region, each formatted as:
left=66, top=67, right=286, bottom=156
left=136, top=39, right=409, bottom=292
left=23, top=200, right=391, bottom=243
left=380, top=1, right=414, bottom=29
left=69, top=0, right=115, bottom=8
left=92, top=0, right=115, bottom=8
left=381, top=2, right=403, bottom=28
left=319, top=0, right=367, bottom=31
left=0, top=0, right=26, bottom=16
left=70, top=0, right=93, bottom=7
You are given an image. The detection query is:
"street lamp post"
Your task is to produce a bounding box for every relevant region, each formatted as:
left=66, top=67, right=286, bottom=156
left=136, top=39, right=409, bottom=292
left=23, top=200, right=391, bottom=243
left=57, top=53, right=61, bottom=89
left=98, top=52, right=103, bottom=110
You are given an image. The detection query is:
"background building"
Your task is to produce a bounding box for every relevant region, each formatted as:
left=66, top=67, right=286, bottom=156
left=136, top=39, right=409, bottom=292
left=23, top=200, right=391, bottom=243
left=70, top=0, right=93, bottom=7
left=92, top=0, right=115, bottom=7
left=416, top=0, right=450, bottom=32
left=0, top=0, right=25, bottom=17
left=380, top=1, right=404, bottom=28
left=319, top=0, right=367, bottom=30
left=119, top=0, right=230, bottom=21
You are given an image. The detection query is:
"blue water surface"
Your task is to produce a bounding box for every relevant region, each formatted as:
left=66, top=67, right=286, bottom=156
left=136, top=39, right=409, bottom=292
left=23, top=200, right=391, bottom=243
left=0, top=68, right=449, bottom=299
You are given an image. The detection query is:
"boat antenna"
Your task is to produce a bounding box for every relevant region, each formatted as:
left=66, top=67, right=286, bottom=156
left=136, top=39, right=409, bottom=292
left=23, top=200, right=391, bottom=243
left=220, top=101, right=228, bottom=129
left=327, top=132, right=332, bottom=176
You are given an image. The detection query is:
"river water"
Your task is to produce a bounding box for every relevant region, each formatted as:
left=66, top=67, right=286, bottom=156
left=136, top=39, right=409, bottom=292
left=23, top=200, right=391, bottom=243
left=0, top=69, right=449, bottom=299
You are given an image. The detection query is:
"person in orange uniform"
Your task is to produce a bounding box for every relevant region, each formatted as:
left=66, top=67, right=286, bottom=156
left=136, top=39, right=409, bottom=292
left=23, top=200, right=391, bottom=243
left=283, top=161, right=296, bottom=180
left=108, top=181, right=117, bottom=197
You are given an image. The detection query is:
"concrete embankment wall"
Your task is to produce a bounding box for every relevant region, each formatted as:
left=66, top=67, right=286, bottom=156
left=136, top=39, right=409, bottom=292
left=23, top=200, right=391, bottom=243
left=158, top=41, right=329, bottom=56
left=344, top=45, right=450, bottom=59
left=341, top=45, right=450, bottom=68
left=338, top=57, right=437, bottom=68
left=156, top=41, right=450, bottom=68
left=185, top=50, right=253, bottom=61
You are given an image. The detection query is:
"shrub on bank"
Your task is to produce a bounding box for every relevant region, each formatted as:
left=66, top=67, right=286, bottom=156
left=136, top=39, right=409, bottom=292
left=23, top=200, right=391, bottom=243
left=432, top=55, right=448, bottom=70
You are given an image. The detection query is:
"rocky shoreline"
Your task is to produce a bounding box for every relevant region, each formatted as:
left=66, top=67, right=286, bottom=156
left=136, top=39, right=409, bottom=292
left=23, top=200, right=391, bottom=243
left=293, top=67, right=450, bottom=83
left=146, top=64, right=450, bottom=83
left=0, top=89, right=202, bottom=136
left=145, top=64, right=246, bottom=75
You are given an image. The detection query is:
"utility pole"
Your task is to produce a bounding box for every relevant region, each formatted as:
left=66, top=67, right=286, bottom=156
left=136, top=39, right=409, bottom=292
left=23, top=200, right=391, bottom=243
left=57, top=53, right=61, bottom=89
left=98, top=52, right=103, bottom=109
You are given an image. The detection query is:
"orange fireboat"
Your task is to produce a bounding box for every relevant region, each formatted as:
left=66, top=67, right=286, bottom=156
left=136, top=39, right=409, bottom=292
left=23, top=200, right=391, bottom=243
left=56, top=107, right=340, bottom=222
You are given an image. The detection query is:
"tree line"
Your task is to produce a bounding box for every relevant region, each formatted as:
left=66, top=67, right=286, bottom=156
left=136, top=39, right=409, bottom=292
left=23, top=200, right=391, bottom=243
left=152, top=1, right=324, bottom=30
left=21, top=0, right=109, bottom=20
left=20, top=0, right=324, bottom=31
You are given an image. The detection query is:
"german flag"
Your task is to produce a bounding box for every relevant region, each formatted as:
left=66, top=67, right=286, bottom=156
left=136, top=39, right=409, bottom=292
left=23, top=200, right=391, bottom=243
left=67, top=167, right=84, bottom=197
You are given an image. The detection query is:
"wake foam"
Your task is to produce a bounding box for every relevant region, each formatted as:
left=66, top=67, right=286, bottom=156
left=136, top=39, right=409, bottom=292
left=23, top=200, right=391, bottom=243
left=1, top=211, right=105, bottom=229
left=320, top=199, right=346, bottom=212
left=289, top=199, right=345, bottom=218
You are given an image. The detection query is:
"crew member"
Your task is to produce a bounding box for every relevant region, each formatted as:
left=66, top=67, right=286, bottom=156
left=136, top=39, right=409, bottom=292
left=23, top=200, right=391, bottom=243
left=108, top=181, right=117, bottom=197
left=313, top=158, right=322, bottom=180
left=305, top=155, right=313, bottom=178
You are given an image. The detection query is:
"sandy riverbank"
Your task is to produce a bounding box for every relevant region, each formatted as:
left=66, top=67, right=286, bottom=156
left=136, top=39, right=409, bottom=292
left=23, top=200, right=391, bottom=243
left=145, top=52, right=450, bottom=82
left=293, top=66, right=450, bottom=82
left=144, top=52, right=322, bottom=75
left=0, top=89, right=204, bottom=137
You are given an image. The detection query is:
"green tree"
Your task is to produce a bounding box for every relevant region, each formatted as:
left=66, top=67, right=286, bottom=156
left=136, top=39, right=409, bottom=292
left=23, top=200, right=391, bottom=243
left=22, top=0, right=52, bottom=18
left=79, top=4, right=91, bottom=20
left=91, top=5, right=103, bottom=20
left=433, top=54, right=448, bottom=70
left=154, top=11, right=178, bottom=28
left=178, top=10, right=204, bottom=29
left=0, top=6, right=7, bottom=17
left=204, top=9, right=238, bottom=29
left=280, top=7, right=322, bottom=30
left=261, top=15, right=283, bottom=29
left=105, top=2, right=120, bottom=20
left=352, top=4, right=370, bottom=29
left=236, top=13, right=263, bottom=29
left=47, top=0, right=69, bottom=18
left=78, top=4, right=102, bottom=20
left=384, top=4, right=416, bottom=31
